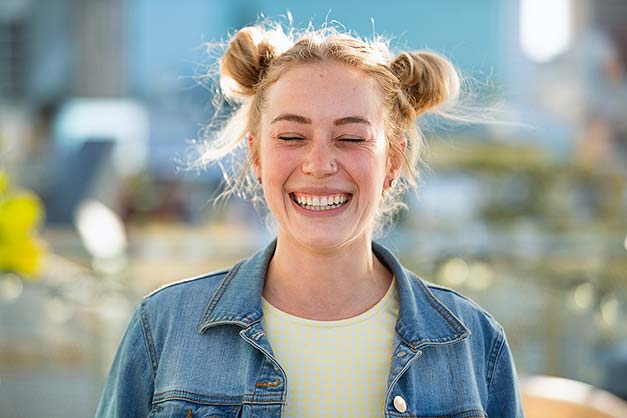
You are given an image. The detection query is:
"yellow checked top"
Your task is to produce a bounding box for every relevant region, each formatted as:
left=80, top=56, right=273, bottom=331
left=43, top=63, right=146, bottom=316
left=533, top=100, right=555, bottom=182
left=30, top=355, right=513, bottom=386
left=261, top=279, right=398, bottom=418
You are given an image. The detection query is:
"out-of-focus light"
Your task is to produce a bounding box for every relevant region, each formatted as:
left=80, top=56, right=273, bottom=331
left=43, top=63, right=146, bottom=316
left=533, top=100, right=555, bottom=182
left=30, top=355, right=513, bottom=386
left=0, top=273, right=23, bottom=302
left=438, top=258, right=469, bottom=287
left=75, top=199, right=127, bottom=260
left=99, top=293, right=131, bottom=320
left=571, top=282, right=594, bottom=310
left=623, top=233, right=627, bottom=252
left=523, top=375, right=589, bottom=403
left=600, top=295, right=620, bottom=326
left=92, top=255, right=128, bottom=275
left=467, top=262, right=494, bottom=291
left=521, top=375, right=627, bottom=414
left=520, top=0, right=572, bottom=62
left=45, top=296, right=74, bottom=325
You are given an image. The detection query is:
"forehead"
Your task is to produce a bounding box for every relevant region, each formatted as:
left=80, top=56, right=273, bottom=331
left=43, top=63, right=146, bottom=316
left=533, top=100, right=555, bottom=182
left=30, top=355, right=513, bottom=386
left=262, top=63, right=384, bottom=124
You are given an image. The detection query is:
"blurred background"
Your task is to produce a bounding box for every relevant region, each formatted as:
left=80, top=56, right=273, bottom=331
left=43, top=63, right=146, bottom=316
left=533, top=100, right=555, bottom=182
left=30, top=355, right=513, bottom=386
left=0, top=0, right=626, bottom=417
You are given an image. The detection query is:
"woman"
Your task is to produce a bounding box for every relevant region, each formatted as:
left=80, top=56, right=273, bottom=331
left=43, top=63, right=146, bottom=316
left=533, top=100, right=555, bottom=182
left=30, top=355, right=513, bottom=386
left=96, top=24, right=524, bottom=418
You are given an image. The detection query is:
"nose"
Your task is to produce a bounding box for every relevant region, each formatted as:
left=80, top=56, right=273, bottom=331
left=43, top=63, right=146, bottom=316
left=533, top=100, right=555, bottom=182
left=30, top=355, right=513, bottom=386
left=300, top=138, right=338, bottom=177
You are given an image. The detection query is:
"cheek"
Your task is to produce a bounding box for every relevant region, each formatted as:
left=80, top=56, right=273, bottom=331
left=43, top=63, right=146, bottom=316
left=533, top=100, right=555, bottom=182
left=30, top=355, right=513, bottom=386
left=369, top=142, right=390, bottom=170
left=257, top=141, right=278, bottom=171
left=346, top=150, right=388, bottom=189
left=259, top=143, right=298, bottom=183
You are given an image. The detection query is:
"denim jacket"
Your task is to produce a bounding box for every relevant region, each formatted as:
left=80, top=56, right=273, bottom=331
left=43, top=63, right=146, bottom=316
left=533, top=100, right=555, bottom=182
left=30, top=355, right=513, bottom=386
left=95, top=240, right=524, bottom=417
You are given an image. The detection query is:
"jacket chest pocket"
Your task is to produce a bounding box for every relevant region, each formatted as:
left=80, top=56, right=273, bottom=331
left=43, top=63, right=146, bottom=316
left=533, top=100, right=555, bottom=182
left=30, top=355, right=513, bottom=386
left=149, top=400, right=242, bottom=418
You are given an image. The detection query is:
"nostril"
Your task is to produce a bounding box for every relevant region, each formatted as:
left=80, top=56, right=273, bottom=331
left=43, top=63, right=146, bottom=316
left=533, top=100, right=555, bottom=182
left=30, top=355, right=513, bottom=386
left=301, top=160, right=338, bottom=177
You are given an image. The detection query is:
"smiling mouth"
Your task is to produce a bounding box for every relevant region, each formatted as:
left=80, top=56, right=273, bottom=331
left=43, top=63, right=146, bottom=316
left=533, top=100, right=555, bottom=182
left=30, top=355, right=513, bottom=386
left=289, top=192, right=351, bottom=211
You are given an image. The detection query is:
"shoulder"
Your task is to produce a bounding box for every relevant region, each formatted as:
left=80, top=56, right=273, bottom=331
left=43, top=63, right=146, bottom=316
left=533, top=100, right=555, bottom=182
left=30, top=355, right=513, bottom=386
left=432, top=281, right=501, bottom=329
left=139, top=267, right=232, bottom=324
left=414, top=273, right=510, bottom=378
left=409, top=270, right=505, bottom=340
left=146, top=267, right=231, bottom=300
left=373, top=240, right=505, bottom=341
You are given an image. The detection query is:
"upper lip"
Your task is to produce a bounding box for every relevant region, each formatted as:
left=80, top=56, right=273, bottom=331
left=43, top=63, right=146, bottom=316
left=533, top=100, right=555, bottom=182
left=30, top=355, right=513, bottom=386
left=288, top=187, right=352, bottom=195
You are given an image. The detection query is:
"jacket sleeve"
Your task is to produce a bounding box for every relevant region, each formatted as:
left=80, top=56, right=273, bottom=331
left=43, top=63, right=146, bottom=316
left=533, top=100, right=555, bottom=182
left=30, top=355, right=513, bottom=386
left=486, top=329, right=525, bottom=418
left=95, top=302, right=155, bottom=418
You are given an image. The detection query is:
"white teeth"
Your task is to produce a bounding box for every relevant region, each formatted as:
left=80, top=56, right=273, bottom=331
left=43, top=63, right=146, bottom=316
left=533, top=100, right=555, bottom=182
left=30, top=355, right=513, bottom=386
left=292, top=193, right=350, bottom=211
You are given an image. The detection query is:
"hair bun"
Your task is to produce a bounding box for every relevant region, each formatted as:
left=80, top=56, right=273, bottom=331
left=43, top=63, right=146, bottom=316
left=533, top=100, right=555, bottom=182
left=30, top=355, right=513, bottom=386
left=390, top=51, right=460, bottom=115
left=219, top=26, right=290, bottom=98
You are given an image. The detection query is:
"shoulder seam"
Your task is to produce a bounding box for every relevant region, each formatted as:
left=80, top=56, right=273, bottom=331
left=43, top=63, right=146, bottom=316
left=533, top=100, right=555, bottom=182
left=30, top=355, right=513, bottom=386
left=486, top=327, right=506, bottom=394
left=144, top=268, right=230, bottom=299
left=138, top=301, right=158, bottom=382
left=424, top=281, right=500, bottom=325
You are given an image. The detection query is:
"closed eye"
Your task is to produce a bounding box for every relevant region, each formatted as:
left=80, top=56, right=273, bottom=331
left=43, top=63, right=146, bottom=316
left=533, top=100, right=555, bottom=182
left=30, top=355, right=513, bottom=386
left=339, top=137, right=365, bottom=143
left=278, top=135, right=305, bottom=141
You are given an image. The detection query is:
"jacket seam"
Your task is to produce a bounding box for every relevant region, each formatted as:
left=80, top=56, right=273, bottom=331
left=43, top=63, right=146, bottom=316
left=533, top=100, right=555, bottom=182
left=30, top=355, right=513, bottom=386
left=152, top=389, right=283, bottom=405
left=388, top=409, right=487, bottom=418
left=485, top=326, right=506, bottom=394
left=139, top=300, right=158, bottom=381
left=153, top=389, right=241, bottom=403
left=426, top=283, right=499, bottom=325
left=251, top=356, right=270, bottom=398
left=146, top=268, right=230, bottom=298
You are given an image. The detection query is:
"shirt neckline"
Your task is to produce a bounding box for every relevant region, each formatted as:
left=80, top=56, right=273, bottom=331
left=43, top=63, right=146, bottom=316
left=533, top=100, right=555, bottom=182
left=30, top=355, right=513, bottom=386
left=261, top=277, right=397, bottom=328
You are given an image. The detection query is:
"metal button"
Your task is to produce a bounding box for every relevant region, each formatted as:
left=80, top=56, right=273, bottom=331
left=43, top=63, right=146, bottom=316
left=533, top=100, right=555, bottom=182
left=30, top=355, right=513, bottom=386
left=416, top=349, right=423, bottom=357
left=393, top=395, right=407, bottom=413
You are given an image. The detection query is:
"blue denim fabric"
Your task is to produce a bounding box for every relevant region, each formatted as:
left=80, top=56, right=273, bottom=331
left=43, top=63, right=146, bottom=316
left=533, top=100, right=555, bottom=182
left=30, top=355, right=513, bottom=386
left=95, top=239, right=524, bottom=417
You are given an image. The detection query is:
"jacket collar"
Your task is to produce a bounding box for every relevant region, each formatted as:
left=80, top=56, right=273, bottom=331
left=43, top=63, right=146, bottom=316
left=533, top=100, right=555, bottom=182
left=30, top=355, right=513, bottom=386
left=198, top=239, right=469, bottom=349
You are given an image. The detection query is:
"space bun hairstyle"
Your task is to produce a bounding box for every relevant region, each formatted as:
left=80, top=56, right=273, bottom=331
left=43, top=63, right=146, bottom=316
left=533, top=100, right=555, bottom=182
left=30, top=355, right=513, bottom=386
left=219, top=26, right=291, bottom=98
left=196, top=22, right=463, bottom=229
left=390, top=51, right=460, bottom=118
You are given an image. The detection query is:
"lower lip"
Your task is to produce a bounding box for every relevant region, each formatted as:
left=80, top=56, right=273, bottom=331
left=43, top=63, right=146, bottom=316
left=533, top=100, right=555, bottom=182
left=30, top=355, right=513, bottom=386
left=289, top=195, right=352, bottom=216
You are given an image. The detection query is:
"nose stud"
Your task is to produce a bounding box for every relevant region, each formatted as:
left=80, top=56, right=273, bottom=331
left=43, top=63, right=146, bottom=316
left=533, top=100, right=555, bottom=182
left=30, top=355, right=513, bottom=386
left=301, top=152, right=338, bottom=176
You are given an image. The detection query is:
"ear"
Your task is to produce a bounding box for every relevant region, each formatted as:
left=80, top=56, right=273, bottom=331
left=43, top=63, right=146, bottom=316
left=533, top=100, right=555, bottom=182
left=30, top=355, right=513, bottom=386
left=247, top=133, right=261, bottom=179
left=386, top=136, right=407, bottom=180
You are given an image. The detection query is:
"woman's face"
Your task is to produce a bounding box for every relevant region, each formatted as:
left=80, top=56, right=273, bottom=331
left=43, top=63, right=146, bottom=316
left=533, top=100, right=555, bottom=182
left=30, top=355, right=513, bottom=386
left=251, top=62, right=400, bottom=251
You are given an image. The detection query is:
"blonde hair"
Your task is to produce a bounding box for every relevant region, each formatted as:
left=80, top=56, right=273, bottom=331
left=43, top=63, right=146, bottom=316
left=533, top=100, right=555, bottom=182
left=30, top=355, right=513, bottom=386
left=195, top=23, right=461, bottom=229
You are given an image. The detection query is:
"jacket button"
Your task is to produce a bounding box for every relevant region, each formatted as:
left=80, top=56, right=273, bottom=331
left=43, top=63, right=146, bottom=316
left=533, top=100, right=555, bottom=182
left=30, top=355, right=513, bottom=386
left=393, top=395, right=407, bottom=413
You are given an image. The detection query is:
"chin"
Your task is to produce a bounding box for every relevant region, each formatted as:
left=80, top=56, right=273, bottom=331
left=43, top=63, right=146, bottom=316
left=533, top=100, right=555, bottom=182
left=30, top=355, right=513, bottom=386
left=282, top=226, right=368, bottom=253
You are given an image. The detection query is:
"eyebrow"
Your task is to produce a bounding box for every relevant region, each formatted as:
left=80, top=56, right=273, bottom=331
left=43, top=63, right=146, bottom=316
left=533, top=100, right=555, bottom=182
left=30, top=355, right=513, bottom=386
left=334, top=116, right=371, bottom=126
left=270, top=113, right=371, bottom=126
left=271, top=113, right=311, bottom=124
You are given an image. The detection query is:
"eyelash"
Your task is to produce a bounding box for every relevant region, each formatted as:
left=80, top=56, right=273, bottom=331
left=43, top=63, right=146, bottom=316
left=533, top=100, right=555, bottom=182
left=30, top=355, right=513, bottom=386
left=278, top=136, right=304, bottom=141
left=277, top=136, right=365, bottom=143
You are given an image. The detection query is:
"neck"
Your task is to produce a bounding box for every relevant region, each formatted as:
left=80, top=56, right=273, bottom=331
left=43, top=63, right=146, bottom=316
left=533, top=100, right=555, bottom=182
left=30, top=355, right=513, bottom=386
left=263, top=232, right=393, bottom=320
